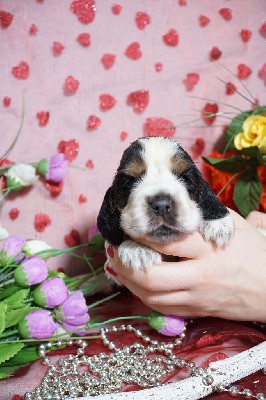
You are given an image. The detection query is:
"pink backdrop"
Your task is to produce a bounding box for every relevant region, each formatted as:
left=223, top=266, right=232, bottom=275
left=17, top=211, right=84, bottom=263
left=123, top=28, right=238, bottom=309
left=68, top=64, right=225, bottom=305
left=0, top=0, right=265, bottom=264
left=0, top=1, right=266, bottom=398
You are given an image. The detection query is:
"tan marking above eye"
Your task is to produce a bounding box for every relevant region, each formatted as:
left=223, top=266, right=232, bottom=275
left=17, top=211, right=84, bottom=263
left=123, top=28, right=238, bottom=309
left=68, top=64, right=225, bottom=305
left=123, top=160, right=146, bottom=178
left=171, top=155, right=190, bottom=175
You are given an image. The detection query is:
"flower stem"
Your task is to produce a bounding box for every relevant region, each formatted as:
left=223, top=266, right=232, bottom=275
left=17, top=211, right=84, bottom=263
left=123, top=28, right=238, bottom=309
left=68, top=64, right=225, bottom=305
left=66, top=267, right=104, bottom=291
left=187, top=94, right=243, bottom=112
left=0, top=335, right=101, bottom=344
left=0, top=92, right=25, bottom=160
left=217, top=172, right=240, bottom=197
left=0, top=329, right=18, bottom=338
left=217, top=62, right=258, bottom=105
left=215, top=76, right=256, bottom=105
left=88, top=291, right=120, bottom=309
left=0, top=269, right=13, bottom=283
left=35, top=243, right=92, bottom=259
left=90, top=315, right=148, bottom=328
left=0, top=278, right=14, bottom=288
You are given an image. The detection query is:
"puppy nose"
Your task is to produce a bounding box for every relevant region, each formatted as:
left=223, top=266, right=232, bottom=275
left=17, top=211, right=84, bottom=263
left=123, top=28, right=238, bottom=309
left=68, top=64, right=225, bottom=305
left=148, top=196, right=172, bottom=216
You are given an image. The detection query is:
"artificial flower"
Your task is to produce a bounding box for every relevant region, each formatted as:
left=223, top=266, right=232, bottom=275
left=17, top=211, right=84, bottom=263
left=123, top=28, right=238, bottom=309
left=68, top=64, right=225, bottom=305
left=234, top=115, right=266, bottom=153
left=32, top=276, right=68, bottom=308
left=204, top=150, right=239, bottom=211
left=0, top=224, right=9, bottom=241
left=60, top=321, right=87, bottom=336
left=148, top=311, right=185, bottom=336
left=37, top=153, right=68, bottom=183
left=55, top=291, right=90, bottom=326
left=18, top=310, right=57, bottom=339
left=0, top=235, right=25, bottom=266
left=23, top=239, right=52, bottom=258
left=5, top=164, right=38, bottom=190
left=14, top=256, right=48, bottom=287
left=203, top=105, right=266, bottom=217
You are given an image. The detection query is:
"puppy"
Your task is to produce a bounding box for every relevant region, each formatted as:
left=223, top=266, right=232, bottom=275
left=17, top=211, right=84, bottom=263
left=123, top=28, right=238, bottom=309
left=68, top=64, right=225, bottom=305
left=97, top=136, right=235, bottom=282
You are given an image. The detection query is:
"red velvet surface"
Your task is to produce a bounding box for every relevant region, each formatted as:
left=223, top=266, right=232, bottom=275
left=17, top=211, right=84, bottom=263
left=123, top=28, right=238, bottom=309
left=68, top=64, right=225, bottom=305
left=6, top=292, right=266, bottom=400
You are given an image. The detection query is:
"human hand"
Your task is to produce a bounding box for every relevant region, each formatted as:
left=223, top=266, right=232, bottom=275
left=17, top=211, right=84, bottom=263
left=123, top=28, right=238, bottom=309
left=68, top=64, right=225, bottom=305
left=112, top=209, right=266, bottom=323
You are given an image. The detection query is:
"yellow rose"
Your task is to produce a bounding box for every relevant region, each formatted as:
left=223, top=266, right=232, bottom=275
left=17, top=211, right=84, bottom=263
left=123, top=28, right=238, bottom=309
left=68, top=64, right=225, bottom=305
left=234, top=114, right=266, bottom=153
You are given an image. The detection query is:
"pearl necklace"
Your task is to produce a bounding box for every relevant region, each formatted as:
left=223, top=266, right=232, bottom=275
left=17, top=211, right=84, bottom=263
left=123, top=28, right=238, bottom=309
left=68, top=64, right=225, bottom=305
left=24, top=323, right=266, bottom=400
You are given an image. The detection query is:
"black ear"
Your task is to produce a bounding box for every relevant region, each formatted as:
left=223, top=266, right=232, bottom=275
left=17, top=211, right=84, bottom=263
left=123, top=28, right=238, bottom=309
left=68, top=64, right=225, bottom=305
left=198, top=179, right=229, bottom=220
left=97, top=187, right=125, bottom=246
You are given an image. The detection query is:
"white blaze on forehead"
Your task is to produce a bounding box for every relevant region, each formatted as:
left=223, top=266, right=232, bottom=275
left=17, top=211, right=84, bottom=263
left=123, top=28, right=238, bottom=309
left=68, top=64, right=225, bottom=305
left=139, top=137, right=179, bottom=177
left=137, top=137, right=184, bottom=198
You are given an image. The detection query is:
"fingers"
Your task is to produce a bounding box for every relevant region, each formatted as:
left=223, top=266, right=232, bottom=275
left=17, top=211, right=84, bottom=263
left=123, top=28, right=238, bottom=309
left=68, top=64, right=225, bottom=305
left=133, top=231, right=215, bottom=259
left=246, top=211, right=266, bottom=229
left=116, top=272, right=190, bottom=304
left=116, top=273, right=204, bottom=317
left=141, top=302, right=205, bottom=318
left=113, top=249, right=203, bottom=291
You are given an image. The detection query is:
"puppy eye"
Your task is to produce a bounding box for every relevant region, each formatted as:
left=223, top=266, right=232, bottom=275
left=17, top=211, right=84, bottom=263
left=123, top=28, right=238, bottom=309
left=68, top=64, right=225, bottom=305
left=121, top=173, right=137, bottom=186
left=179, top=169, right=197, bottom=191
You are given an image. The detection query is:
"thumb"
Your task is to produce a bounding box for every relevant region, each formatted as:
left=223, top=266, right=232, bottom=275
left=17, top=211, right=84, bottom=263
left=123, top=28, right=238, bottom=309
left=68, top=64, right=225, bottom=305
left=133, top=230, right=215, bottom=259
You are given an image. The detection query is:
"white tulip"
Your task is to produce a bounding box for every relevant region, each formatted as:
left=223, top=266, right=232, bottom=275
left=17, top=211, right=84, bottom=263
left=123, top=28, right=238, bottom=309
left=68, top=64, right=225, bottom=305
left=0, top=224, right=9, bottom=241
left=24, top=239, right=52, bottom=258
left=6, top=164, right=38, bottom=189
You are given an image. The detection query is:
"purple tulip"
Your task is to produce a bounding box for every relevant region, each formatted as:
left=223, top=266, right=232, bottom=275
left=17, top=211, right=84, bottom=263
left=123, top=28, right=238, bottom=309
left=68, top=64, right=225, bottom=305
left=148, top=311, right=185, bottom=336
left=18, top=310, right=56, bottom=339
left=55, top=291, right=90, bottom=326
left=38, top=153, right=68, bottom=183
left=61, top=321, right=87, bottom=336
left=55, top=291, right=90, bottom=336
left=0, top=236, right=26, bottom=266
left=14, top=256, right=48, bottom=287
left=33, top=277, right=68, bottom=308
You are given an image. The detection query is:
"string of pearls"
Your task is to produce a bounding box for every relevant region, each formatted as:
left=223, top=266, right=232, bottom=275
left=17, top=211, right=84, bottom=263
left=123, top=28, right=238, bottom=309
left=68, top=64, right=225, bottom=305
left=24, top=323, right=266, bottom=400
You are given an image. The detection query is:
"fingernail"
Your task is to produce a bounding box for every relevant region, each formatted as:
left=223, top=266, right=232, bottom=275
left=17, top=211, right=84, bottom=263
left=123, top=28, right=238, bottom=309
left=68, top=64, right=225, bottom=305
left=105, top=265, right=117, bottom=277
left=106, top=246, right=114, bottom=258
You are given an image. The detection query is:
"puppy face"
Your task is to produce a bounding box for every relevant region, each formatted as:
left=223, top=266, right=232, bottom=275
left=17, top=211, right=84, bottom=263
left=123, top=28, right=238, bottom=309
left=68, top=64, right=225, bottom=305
left=112, top=137, right=203, bottom=243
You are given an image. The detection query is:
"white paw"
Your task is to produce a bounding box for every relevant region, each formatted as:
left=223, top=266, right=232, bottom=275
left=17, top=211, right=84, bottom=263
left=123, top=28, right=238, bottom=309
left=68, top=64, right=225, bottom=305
left=118, top=239, right=162, bottom=270
left=199, top=214, right=235, bottom=247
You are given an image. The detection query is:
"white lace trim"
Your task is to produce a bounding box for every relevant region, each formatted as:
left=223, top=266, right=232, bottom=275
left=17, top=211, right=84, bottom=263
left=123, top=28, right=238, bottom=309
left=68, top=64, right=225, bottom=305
left=77, top=341, right=266, bottom=400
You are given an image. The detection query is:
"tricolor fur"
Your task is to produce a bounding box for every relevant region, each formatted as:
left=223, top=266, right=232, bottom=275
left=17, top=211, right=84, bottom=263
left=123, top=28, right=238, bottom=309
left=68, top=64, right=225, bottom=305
left=97, top=137, right=235, bottom=275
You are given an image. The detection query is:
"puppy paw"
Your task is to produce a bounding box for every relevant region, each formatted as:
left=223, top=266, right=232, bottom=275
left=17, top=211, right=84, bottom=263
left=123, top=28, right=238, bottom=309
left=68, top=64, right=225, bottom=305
left=199, top=214, right=235, bottom=247
left=118, top=239, right=162, bottom=270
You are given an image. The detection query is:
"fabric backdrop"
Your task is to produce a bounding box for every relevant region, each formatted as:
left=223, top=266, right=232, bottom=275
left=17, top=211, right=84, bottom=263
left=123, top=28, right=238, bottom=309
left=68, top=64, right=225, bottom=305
left=1, top=0, right=265, bottom=269
left=0, top=1, right=266, bottom=399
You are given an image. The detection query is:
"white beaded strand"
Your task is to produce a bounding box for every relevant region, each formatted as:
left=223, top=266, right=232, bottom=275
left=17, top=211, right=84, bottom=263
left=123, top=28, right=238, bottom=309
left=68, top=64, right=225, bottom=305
left=24, top=324, right=265, bottom=400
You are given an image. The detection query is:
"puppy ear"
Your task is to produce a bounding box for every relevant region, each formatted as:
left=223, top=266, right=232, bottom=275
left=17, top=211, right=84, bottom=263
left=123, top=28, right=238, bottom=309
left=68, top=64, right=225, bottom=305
left=97, top=187, right=125, bottom=245
left=198, top=179, right=229, bottom=220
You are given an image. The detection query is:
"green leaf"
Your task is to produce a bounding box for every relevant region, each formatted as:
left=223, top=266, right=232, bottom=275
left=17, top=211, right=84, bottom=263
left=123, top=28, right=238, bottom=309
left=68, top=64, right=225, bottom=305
left=2, top=289, right=29, bottom=311
left=5, top=307, right=40, bottom=329
left=90, top=234, right=105, bottom=252
left=0, top=303, right=7, bottom=335
left=0, top=342, right=24, bottom=364
left=0, top=285, right=22, bottom=300
left=251, top=106, right=266, bottom=115
left=225, top=111, right=252, bottom=151
left=0, top=365, right=23, bottom=379
left=202, top=155, right=246, bottom=173
left=233, top=168, right=262, bottom=217
left=239, top=147, right=264, bottom=166
left=3, top=345, right=39, bottom=366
